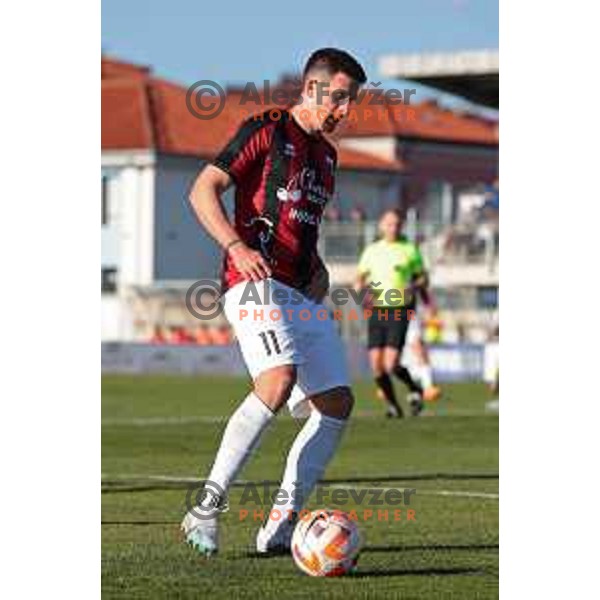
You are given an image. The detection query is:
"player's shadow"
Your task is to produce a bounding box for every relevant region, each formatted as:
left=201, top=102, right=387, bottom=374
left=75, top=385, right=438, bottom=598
left=349, top=566, right=484, bottom=578
left=235, top=543, right=498, bottom=561
left=350, top=544, right=497, bottom=578
left=363, top=543, right=499, bottom=553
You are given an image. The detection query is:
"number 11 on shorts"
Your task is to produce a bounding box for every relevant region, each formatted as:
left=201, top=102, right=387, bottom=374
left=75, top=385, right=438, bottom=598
left=259, top=330, right=282, bottom=356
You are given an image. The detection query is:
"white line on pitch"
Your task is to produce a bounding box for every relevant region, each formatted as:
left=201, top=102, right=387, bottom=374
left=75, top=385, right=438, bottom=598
left=421, top=490, right=498, bottom=500
left=101, top=474, right=498, bottom=500
left=101, top=416, right=226, bottom=426
left=101, top=411, right=487, bottom=426
left=326, top=484, right=498, bottom=500
left=361, top=487, right=498, bottom=500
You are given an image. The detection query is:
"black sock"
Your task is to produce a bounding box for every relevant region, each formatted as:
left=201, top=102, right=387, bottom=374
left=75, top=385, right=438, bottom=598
left=393, top=365, right=423, bottom=394
left=374, top=373, right=403, bottom=415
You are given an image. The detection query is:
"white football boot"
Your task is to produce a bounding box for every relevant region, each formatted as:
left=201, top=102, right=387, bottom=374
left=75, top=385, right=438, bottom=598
left=181, top=494, right=227, bottom=557
left=256, top=516, right=295, bottom=555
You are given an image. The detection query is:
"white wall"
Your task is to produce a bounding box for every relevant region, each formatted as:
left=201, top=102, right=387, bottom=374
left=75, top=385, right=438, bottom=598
left=121, top=165, right=155, bottom=286
left=101, top=152, right=156, bottom=287
left=101, top=295, right=135, bottom=341
left=101, top=151, right=157, bottom=341
left=339, top=137, right=397, bottom=161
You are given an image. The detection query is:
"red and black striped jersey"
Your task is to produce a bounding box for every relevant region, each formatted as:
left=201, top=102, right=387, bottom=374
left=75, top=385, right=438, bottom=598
left=212, top=110, right=337, bottom=293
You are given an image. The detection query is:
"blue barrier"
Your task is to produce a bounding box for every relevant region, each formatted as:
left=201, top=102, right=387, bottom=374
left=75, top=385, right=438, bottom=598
left=428, top=343, right=485, bottom=382
left=101, top=342, right=488, bottom=382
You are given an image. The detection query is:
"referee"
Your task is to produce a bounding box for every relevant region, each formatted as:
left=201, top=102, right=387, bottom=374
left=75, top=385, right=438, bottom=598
left=355, top=209, right=430, bottom=417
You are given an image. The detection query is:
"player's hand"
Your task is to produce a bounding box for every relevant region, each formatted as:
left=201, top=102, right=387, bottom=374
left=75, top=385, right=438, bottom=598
left=228, top=243, right=272, bottom=282
left=362, top=288, right=374, bottom=310
left=423, top=303, right=436, bottom=319
left=304, top=263, right=330, bottom=303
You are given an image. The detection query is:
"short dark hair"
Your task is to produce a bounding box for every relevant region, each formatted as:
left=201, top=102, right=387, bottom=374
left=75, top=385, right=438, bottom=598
left=303, top=48, right=367, bottom=84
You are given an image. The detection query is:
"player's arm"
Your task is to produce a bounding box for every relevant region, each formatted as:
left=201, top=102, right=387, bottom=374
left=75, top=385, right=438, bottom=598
left=410, top=246, right=433, bottom=307
left=188, top=122, right=273, bottom=282
left=189, top=166, right=272, bottom=282
left=413, top=271, right=432, bottom=307
left=189, top=165, right=237, bottom=251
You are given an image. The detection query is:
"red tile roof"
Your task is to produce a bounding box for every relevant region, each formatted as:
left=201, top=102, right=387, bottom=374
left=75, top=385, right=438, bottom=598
left=102, top=79, right=154, bottom=149
left=101, top=56, right=150, bottom=80
left=338, top=92, right=498, bottom=145
left=101, top=57, right=497, bottom=172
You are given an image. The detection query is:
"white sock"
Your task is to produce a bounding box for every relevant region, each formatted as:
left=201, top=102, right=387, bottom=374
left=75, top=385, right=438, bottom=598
left=201, top=392, right=274, bottom=506
left=417, top=363, right=434, bottom=389
left=262, top=410, right=347, bottom=537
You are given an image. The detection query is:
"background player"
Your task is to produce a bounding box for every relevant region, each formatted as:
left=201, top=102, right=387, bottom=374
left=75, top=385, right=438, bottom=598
left=182, top=48, right=367, bottom=556
left=401, top=305, right=443, bottom=403
left=355, top=209, right=431, bottom=417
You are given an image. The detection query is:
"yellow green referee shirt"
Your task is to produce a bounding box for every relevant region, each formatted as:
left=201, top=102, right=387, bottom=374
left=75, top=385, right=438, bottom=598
left=357, top=236, right=425, bottom=308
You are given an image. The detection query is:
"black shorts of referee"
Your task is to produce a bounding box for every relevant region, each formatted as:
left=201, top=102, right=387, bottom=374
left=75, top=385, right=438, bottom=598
left=367, top=304, right=417, bottom=350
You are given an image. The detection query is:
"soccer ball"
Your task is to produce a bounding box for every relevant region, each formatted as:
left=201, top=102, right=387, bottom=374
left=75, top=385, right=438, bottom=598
left=291, top=509, right=362, bottom=577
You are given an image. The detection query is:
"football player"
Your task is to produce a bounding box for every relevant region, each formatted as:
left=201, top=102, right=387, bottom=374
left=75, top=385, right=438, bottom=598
left=182, top=48, right=367, bottom=556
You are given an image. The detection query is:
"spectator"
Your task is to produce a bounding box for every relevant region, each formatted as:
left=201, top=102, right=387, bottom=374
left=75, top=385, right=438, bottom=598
left=477, top=179, right=499, bottom=263
left=455, top=322, right=468, bottom=343
left=323, top=205, right=342, bottom=222
left=483, top=178, right=499, bottom=213
left=169, top=326, right=193, bottom=345
left=349, top=204, right=366, bottom=223
left=150, top=325, right=166, bottom=344
left=194, top=326, right=212, bottom=345
left=208, top=325, right=232, bottom=346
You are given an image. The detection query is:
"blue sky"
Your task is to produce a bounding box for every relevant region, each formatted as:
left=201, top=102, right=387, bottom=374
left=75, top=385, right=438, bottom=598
left=102, top=1, right=498, bottom=107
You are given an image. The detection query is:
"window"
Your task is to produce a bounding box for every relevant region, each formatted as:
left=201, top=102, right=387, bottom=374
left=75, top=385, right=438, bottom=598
left=433, top=287, right=461, bottom=310
left=477, top=286, right=498, bottom=309
left=101, top=175, right=109, bottom=226
left=102, top=268, right=117, bottom=294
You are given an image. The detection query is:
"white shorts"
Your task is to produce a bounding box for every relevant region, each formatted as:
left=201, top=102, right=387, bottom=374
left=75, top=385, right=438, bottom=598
left=401, top=312, right=423, bottom=369
left=405, top=312, right=423, bottom=346
left=484, top=342, right=499, bottom=385
left=223, top=278, right=350, bottom=418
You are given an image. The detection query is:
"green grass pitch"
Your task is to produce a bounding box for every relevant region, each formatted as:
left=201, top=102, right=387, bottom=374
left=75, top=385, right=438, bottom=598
left=102, top=376, right=498, bottom=599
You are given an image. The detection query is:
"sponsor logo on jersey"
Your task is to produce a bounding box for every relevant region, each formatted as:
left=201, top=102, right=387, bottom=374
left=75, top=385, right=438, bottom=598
left=277, top=188, right=302, bottom=202
left=277, top=167, right=332, bottom=206
left=289, top=207, right=321, bottom=226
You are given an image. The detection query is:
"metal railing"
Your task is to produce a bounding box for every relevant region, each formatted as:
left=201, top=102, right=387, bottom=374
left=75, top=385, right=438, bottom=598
left=317, top=222, right=377, bottom=264
left=318, top=221, right=498, bottom=268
